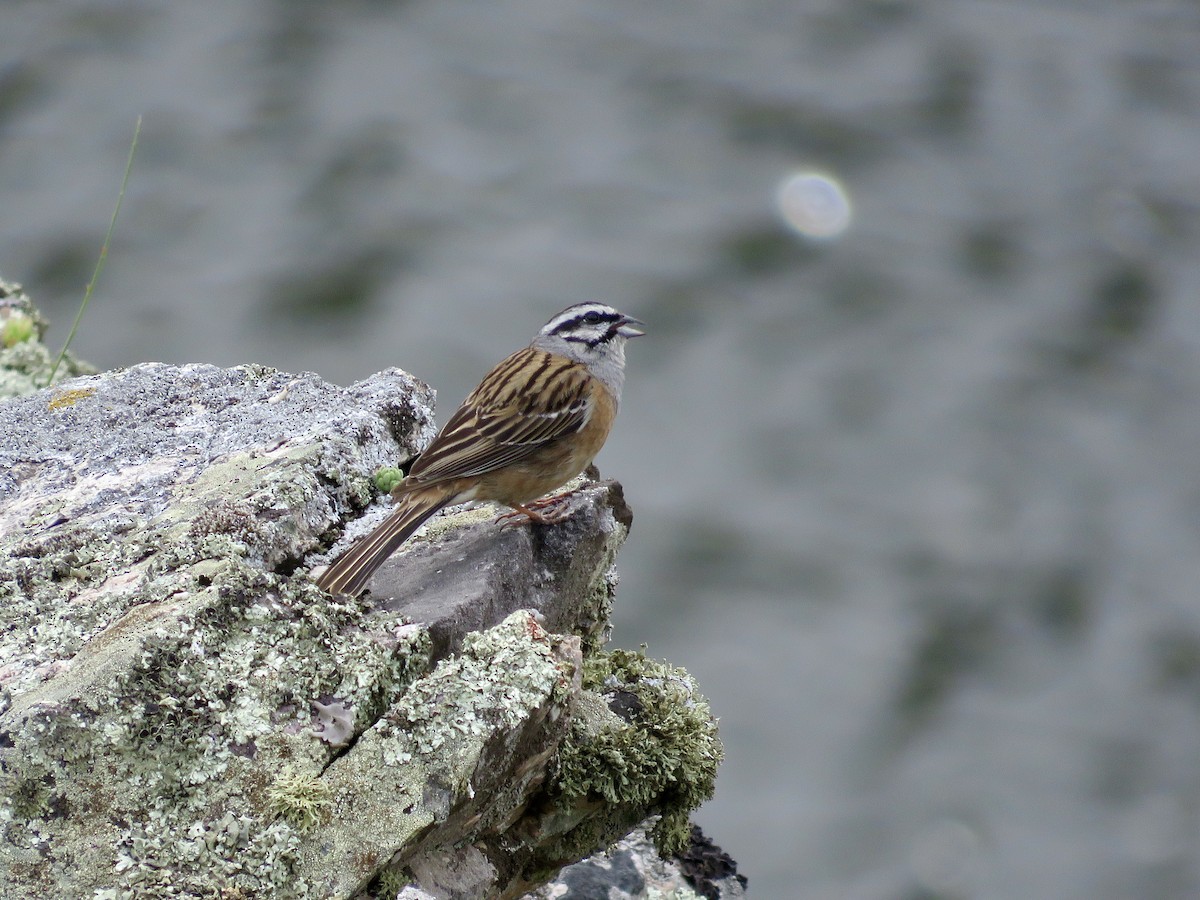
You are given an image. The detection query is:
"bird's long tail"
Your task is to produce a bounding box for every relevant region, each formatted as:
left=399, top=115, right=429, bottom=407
left=315, top=491, right=449, bottom=596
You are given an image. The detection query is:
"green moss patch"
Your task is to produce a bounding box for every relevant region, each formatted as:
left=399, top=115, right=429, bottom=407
left=554, top=648, right=723, bottom=856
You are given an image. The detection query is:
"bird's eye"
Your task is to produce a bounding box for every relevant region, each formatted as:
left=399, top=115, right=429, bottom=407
left=583, top=311, right=603, bottom=325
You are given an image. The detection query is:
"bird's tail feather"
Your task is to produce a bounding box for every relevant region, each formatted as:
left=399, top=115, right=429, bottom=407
left=315, top=492, right=448, bottom=596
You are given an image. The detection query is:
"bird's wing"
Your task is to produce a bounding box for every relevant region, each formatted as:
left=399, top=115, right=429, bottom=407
left=403, top=347, right=592, bottom=485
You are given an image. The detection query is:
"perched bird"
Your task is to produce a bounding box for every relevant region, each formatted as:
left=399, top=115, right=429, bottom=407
left=315, top=302, right=644, bottom=596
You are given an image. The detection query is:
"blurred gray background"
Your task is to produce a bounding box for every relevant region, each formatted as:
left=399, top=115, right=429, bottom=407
left=5, top=1, right=1200, bottom=897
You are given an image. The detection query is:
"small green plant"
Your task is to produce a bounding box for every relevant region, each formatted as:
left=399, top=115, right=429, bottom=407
left=1, top=311, right=36, bottom=347
left=375, top=866, right=412, bottom=898
left=374, top=466, right=405, bottom=494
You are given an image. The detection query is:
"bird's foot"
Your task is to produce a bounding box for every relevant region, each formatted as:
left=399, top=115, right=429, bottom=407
left=495, top=492, right=576, bottom=529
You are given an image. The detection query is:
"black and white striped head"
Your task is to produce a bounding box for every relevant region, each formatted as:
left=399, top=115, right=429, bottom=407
left=538, top=302, right=644, bottom=347
left=532, top=302, right=644, bottom=396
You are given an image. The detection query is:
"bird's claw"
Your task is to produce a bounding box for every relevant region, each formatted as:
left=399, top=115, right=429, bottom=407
left=495, top=492, right=576, bottom=529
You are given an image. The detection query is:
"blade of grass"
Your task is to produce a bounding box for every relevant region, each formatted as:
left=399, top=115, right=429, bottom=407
left=46, top=115, right=142, bottom=386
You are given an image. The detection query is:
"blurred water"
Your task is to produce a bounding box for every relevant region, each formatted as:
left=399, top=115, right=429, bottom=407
left=5, top=1, right=1200, bottom=896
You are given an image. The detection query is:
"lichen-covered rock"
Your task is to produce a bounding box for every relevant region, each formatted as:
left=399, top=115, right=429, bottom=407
left=0, top=360, right=437, bottom=898
left=0, top=344, right=725, bottom=898
left=0, top=278, right=95, bottom=397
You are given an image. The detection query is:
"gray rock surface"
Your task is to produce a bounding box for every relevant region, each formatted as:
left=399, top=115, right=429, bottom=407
left=528, top=823, right=747, bottom=900
left=0, top=356, right=725, bottom=899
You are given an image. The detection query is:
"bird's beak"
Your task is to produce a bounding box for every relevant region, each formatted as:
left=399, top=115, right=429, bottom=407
left=617, top=315, right=646, bottom=338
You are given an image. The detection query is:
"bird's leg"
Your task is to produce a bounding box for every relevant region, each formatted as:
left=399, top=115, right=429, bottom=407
left=495, top=492, right=576, bottom=529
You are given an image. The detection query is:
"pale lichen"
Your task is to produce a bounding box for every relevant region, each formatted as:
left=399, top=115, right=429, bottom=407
left=0, top=559, right=434, bottom=898
left=268, top=766, right=333, bottom=833
left=93, top=810, right=311, bottom=900
left=312, top=698, right=357, bottom=748
left=284, top=610, right=582, bottom=897
left=378, top=612, right=573, bottom=769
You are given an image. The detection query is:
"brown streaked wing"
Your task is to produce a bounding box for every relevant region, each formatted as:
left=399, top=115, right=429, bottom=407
left=403, top=349, right=590, bottom=485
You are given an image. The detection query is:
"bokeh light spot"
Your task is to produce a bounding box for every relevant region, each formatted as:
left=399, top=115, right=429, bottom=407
left=776, top=170, right=852, bottom=239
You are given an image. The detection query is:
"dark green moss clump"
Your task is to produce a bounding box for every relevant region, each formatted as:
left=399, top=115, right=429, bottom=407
left=553, top=647, right=723, bottom=856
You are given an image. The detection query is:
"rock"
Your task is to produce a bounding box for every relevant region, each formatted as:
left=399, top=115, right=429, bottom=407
left=0, top=278, right=96, bottom=397
left=0, top=327, right=726, bottom=898
left=529, top=823, right=748, bottom=900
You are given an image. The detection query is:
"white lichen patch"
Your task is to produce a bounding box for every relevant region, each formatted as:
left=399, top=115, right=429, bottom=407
left=0, top=556, right=435, bottom=898
left=93, top=810, right=310, bottom=900
left=312, top=698, right=356, bottom=748
left=289, top=610, right=579, bottom=897
left=378, top=611, right=570, bottom=769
